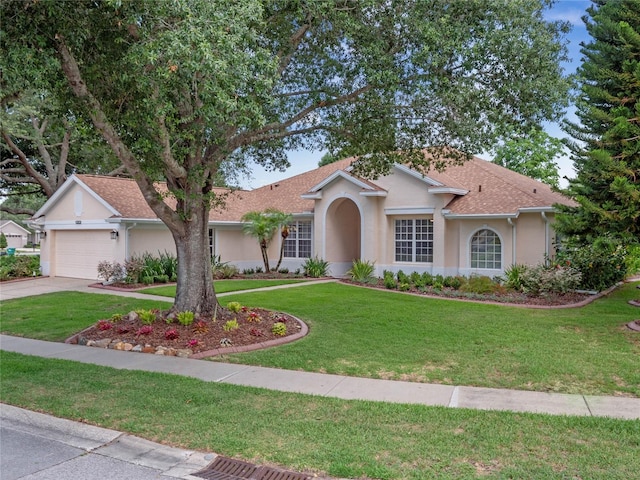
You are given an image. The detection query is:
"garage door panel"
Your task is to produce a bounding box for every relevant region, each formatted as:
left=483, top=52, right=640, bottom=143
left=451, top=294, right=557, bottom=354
left=55, top=230, right=116, bottom=279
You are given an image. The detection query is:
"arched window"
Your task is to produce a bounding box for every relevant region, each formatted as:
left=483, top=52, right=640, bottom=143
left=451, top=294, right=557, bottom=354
left=470, top=229, right=501, bottom=269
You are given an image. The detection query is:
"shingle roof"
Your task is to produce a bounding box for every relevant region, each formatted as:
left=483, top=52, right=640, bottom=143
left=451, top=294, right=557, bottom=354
left=74, top=154, right=574, bottom=222
left=417, top=156, right=576, bottom=215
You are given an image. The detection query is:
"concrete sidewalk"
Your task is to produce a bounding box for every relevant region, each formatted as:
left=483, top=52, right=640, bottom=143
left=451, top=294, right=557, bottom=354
left=2, top=335, right=639, bottom=419
left=1, top=277, right=639, bottom=420
left=2, top=276, right=639, bottom=479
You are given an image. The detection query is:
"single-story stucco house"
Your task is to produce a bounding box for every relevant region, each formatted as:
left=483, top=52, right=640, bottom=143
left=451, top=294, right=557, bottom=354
left=0, top=220, right=32, bottom=249
left=28, top=154, right=575, bottom=280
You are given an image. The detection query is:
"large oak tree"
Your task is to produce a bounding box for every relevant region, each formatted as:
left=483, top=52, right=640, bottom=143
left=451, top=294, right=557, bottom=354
left=1, top=0, right=571, bottom=314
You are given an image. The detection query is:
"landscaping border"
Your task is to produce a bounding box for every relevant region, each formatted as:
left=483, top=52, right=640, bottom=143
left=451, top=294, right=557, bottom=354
left=64, top=315, right=309, bottom=360
left=340, top=279, right=626, bottom=309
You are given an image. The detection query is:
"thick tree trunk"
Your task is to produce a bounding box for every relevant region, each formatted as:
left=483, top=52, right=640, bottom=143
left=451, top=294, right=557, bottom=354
left=171, top=202, right=217, bottom=316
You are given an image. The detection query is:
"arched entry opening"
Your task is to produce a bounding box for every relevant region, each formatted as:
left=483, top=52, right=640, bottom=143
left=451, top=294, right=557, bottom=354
left=325, top=197, right=361, bottom=276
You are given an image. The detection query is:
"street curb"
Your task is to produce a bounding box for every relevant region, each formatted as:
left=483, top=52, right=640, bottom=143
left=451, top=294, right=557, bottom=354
left=1, top=403, right=213, bottom=479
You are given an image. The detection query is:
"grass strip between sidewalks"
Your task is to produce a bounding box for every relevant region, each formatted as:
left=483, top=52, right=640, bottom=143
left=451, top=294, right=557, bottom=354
left=1, top=350, right=639, bottom=480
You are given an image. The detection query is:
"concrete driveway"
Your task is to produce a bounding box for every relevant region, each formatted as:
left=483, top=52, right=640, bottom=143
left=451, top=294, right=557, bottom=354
left=0, top=277, right=95, bottom=301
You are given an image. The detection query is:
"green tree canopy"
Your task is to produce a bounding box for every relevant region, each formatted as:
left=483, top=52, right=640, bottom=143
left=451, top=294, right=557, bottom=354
left=1, top=91, right=124, bottom=216
left=491, top=127, right=565, bottom=188
left=318, top=152, right=339, bottom=167
left=556, top=0, right=640, bottom=245
left=1, top=0, right=572, bottom=314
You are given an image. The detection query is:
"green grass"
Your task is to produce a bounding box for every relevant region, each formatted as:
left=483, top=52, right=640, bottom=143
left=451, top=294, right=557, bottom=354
left=0, top=292, right=168, bottom=341
left=2, top=351, right=638, bottom=480
left=1, top=282, right=638, bottom=396
left=139, top=278, right=308, bottom=297
left=218, top=281, right=640, bottom=397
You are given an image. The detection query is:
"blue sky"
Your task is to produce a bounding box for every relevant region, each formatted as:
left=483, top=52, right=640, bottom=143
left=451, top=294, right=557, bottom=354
left=241, top=0, right=592, bottom=189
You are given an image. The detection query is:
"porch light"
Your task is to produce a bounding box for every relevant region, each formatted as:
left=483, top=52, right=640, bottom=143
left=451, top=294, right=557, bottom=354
left=40, top=231, right=46, bottom=238
left=110, top=230, right=119, bottom=240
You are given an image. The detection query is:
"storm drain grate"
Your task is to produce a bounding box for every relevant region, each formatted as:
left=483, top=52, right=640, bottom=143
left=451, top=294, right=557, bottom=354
left=193, top=456, right=312, bottom=480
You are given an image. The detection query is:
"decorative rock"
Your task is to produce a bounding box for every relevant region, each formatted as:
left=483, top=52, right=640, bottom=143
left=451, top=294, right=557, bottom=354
left=132, top=344, right=143, bottom=352
left=93, top=338, right=111, bottom=348
left=113, top=341, right=126, bottom=350
left=142, top=346, right=155, bottom=354
left=77, top=337, right=88, bottom=346
left=128, top=311, right=139, bottom=322
left=86, top=340, right=95, bottom=347
left=176, top=349, right=193, bottom=358
left=165, top=312, right=176, bottom=322
left=123, top=343, right=134, bottom=351
left=155, top=346, right=176, bottom=356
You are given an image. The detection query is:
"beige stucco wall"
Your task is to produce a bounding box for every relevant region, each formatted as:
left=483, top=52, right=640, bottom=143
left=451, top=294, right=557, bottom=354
left=45, top=184, right=114, bottom=222
left=128, top=225, right=176, bottom=258
left=514, top=212, right=555, bottom=265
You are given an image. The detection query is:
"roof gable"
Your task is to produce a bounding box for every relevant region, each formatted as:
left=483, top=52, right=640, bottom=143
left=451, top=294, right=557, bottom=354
left=33, top=174, right=121, bottom=219
left=0, top=220, right=31, bottom=234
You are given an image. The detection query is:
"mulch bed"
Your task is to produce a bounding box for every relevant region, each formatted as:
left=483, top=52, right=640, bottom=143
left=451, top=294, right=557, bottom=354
left=342, top=279, right=594, bottom=308
left=67, top=306, right=306, bottom=358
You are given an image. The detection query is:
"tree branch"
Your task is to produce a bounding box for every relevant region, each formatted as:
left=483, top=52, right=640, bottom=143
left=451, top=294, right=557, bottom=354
left=276, top=12, right=314, bottom=76
left=1, top=130, right=55, bottom=197
left=55, top=35, right=184, bottom=234
left=231, top=85, right=373, bottom=149
left=0, top=205, right=36, bottom=216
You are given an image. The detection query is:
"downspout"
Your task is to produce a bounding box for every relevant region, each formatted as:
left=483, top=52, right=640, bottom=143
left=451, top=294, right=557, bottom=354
left=125, top=223, right=137, bottom=260
left=507, top=218, right=516, bottom=265
left=541, top=212, right=549, bottom=260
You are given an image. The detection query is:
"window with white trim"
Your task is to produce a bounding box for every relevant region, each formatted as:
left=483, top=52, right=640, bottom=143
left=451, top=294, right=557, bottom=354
left=470, top=229, right=501, bottom=269
left=283, top=221, right=312, bottom=258
left=395, top=219, right=433, bottom=262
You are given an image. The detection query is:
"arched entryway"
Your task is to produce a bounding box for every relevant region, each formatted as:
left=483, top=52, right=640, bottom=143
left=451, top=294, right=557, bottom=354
left=324, top=197, right=361, bottom=276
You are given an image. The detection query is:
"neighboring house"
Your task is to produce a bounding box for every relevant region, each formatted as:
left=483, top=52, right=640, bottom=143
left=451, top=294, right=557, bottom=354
left=0, top=220, right=31, bottom=249
left=29, top=155, right=576, bottom=280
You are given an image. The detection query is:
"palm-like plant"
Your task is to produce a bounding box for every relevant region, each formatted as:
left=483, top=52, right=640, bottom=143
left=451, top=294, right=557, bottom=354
left=242, top=208, right=293, bottom=273
left=268, top=209, right=293, bottom=271
left=241, top=210, right=278, bottom=272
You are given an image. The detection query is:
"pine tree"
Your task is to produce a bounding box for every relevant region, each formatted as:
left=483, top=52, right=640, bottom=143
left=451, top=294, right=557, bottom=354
left=557, top=0, right=640, bottom=245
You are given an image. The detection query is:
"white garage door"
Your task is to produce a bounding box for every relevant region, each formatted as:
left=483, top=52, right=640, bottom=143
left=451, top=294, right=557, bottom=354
left=54, top=230, right=116, bottom=279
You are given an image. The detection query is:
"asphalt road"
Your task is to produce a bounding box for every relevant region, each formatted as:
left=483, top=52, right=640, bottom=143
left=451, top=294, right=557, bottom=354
left=0, top=404, right=211, bottom=480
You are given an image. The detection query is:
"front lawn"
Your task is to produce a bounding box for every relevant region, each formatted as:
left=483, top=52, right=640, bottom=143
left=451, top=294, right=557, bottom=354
left=1, top=282, right=638, bottom=396
left=219, top=281, right=640, bottom=397
left=0, top=292, right=168, bottom=341
left=1, top=351, right=638, bottom=480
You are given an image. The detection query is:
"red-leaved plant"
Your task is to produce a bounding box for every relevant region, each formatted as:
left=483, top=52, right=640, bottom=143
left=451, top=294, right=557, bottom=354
left=97, top=320, right=113, bottom=331
left=136, top=325, right=153, bottom=336
left=165, top=328, right=179, bottom=340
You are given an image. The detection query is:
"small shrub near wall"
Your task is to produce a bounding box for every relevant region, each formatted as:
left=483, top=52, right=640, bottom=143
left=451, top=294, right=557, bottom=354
left=556, top=236, right=628, bottom=291
left=98, top=251, right=179, bottom=285
left=0, top=255, right=41, bottom=281
left=303, top=256, right=329, bottom=278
